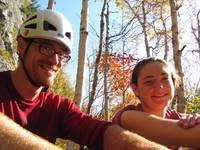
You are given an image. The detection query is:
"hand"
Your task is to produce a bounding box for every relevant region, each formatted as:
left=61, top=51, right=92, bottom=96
left=178, top=113, right=200, bottom=129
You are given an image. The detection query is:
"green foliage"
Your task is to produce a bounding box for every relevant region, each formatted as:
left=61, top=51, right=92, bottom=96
left=0, top=49, right=17, bottom=70
left=20, top=0, right=40, bottom=17
left=50, top=70, right=75, bottom=100
left=55, top=138, right=67, bottom=149
left=50, top=70, right=75, bottom=149
left=185, top=92, right=200, bottom=113
left=115, top=0, right=125, bottom=8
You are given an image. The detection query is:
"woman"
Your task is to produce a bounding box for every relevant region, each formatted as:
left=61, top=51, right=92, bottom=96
left=112, top=57, right=200, bottom=148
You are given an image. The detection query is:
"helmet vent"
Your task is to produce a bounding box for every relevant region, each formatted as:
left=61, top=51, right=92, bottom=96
left=43, top=20, right=56, bottom=31
left=25, top=23, right=37, bottom=29
left=65, top=32, right=71, bottom=40
left=24, top=15, right=37, bottom=24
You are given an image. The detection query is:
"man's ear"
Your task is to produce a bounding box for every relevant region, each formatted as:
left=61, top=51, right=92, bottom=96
left=17, top=36, right=26, bottom=54
left=130, top=83, right=139, bottom=97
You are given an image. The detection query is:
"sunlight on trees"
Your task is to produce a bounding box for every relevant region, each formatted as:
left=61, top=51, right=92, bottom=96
left=50, top=70, right=74, bottom=99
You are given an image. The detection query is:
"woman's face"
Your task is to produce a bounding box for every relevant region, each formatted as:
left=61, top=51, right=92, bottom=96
left=131, top=62, right=175, bottom=112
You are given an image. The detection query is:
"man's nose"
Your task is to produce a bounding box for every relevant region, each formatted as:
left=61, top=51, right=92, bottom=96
left=50, top=53, right=61, bottom=66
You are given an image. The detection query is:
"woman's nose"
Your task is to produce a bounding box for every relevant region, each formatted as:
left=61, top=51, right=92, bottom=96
left=154, top=81, right=164, bottom=89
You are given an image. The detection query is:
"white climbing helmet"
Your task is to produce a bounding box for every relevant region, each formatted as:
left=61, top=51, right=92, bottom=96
left=18, top=9, right=73, bottom=51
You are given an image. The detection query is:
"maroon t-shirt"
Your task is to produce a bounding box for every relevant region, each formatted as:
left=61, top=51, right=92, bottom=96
left=0, top=71, right=111, bottom=150
left=112, top=104, right=182, bottom=150
left=112, top=104, right=181, bottom=125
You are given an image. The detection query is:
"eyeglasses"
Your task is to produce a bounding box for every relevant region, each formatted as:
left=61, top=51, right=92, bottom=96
left=32, top=40, right=71, bottom=64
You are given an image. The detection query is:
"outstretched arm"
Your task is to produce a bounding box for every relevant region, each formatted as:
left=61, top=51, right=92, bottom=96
left=121, top=110, right=200, bottom=148
left=0, top=113, right=62, bottom=150
left=0, top=113, right=167, bottom=150
left=103, top=124, right=168, bottom=150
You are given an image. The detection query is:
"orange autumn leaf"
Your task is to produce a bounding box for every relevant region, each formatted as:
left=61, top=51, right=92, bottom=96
left=99, top=52, right=139, bottom=93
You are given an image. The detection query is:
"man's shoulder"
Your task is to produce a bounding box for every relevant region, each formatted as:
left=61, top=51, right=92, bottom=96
left=0, top=70, right=10, bottom=79
left=0, top=71, right=11, bottom=90
left=40, top=90, right=73, bottom=106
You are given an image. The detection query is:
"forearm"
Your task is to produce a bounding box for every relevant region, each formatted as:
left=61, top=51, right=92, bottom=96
left=121, top=111, right=200, bottom=147
left=0, top=113, right=62, bottom=150
left=103, top=124, right=168, bottom=150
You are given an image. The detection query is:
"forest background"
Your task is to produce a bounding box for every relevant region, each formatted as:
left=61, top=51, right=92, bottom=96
left=48, top=0, right=200, bottom=117
left=0, top=0, right=200, bottom=149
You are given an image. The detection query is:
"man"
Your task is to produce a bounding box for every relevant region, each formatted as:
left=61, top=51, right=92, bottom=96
left=0, top=9, right=167, bottom=150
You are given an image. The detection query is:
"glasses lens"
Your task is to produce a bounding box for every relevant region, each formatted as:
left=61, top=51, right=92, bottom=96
left=40, top=45, right=55, bottom=57
left=34, top=40, right=71, bottom=64
left=61, top=55, right=71, bottom=64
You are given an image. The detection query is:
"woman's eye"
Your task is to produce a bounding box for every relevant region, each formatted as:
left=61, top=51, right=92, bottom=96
left=162, top=77, right=170, bottom=81
left=144, top=80, right=153, bottom=84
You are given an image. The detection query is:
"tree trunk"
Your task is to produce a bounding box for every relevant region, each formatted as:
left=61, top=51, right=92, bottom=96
left=68, top=0, right=89, bottom=149
left=141, top=1, right=150, bottom=57
left=104, top=1, right=109, bottom=121
left=87, top=0, right=107, bottom=114
left=169, top=0, right=185, bottom=112
left=47, top=0, right=56, bottom=9
left=74, top=0, right=89, bottom=108
left=160, top=3, right=169, bottom=61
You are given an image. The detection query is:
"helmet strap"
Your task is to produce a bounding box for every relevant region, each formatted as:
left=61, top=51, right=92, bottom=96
left=19, top=40, right=43, bottom=88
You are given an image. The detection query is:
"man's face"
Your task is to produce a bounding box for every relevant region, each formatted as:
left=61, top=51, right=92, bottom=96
left=131, top=62, right=175, bottom=113
left=22, top=38, right=70, bottom=87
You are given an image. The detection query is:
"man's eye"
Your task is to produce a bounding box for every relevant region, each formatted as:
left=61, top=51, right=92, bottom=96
left=43, top=46, right=52, bottom=51
left=43, top=46, right=55, bottom=54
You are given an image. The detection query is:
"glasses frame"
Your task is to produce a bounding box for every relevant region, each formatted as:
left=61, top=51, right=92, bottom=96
left=32, top=40, right=71, bottom=64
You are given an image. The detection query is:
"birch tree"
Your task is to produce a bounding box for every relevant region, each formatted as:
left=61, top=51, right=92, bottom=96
left=104, top=0, right=110, bottom=121
left=169, top=0, right=185, bottom=112
left=68, top=1, right=89, bottom=149
left=47, top=0, right=56, bottom=9
left=74, top=0, right=89, bottom=108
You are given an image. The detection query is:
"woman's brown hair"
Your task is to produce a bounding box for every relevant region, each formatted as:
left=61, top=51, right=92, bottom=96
left=131, top=57, right=181, bottom=89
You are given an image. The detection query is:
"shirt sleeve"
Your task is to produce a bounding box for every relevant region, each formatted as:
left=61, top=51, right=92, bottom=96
left=112, top=108, right=124, bottom=125
left=58, top=99, right=112, bottom=150
left=112, top=105, right=140, bottom=125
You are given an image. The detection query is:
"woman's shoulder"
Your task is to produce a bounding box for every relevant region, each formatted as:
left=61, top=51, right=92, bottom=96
left=115, top=103, right=143, bottom=116
left=112, top=104, right=143, bottom=124
left=122, top=104, right=143, bottom=111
